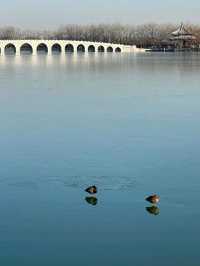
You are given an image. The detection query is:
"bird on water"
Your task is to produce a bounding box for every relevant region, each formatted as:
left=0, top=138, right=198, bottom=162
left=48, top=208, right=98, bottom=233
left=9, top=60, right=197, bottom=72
left=145, top=194, right=160, bottom=204
left=85, top=185, right=97, bottom=195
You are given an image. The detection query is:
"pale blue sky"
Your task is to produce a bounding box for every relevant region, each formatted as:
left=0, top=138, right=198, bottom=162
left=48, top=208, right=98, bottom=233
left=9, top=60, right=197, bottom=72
left=1, top=0, right=200, bottom=29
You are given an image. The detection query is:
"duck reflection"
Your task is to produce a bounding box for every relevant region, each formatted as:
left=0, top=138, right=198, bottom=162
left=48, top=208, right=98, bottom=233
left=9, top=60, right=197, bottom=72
left=146, top=205, right=160, bottom=216
left=85, top=197, right=98, bottom=206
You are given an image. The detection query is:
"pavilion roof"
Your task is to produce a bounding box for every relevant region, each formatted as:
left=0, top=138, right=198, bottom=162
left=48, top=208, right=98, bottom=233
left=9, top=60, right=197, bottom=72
left=170, top=23, right=196, bottom=40
left=171, top=23, right=192, bottom=36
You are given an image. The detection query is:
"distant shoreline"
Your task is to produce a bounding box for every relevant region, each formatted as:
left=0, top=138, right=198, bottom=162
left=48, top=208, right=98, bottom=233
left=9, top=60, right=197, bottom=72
left=0, top=23, right=200, bottom=48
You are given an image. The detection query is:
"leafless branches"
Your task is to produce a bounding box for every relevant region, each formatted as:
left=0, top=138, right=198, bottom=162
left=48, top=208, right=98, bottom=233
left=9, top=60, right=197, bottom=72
left=0, top=23, right=199, bottom=47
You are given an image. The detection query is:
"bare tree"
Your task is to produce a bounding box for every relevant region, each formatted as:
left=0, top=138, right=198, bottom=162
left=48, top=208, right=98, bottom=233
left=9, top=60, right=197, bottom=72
left=0, top=23, right=199, bottom=47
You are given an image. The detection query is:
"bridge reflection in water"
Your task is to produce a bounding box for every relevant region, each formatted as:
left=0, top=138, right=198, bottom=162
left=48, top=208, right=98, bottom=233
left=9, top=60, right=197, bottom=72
left=0, top=52, right=136, bottom=70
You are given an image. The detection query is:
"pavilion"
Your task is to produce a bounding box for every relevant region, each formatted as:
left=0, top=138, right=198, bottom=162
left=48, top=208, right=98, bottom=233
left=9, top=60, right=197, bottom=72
left=169, top=23, right=196, bottom=49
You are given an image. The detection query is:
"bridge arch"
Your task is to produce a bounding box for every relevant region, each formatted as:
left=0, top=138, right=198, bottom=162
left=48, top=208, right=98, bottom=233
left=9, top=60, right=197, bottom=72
left=88, top=45, right=95, bottom=52
left=107, top=46, right=113, bottom=53
left=77, top=44, right=85, bottom=53
left=65, top=44, right=74, bottom=53
left=115, top=47, right=121, bottom=53
left=37, top=43, right=48, bottom=54
left=52, top=43, right=61, bottom=54
left=20, top=43, right=33, bottom=54
left=98, top=46, right=105, bottom=52
left=5, top=43, right=16, bottom=55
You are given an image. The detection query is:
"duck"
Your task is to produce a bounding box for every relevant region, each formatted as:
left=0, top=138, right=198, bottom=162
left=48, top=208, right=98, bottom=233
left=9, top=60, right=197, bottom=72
left=85, top=185, right=97, bottom=195
left=145, top=194, right=160, bottom=204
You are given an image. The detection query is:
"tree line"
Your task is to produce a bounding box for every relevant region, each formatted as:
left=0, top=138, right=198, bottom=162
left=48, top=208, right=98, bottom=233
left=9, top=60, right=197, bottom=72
left=0, top=23, right=200, bottom=47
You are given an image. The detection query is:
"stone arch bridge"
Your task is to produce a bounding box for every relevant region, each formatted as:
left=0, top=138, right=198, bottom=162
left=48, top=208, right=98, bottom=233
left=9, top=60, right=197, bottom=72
left=0, top=40, right=142, bottom=55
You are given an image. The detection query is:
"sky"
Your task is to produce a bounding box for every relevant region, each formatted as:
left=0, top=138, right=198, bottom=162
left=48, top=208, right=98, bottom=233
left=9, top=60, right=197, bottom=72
left=1, top=0, right=200, bottom=29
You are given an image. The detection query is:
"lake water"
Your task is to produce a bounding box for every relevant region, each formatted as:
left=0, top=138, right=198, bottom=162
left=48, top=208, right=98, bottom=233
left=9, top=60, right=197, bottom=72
left=0, top=53, right=200, bottom=265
